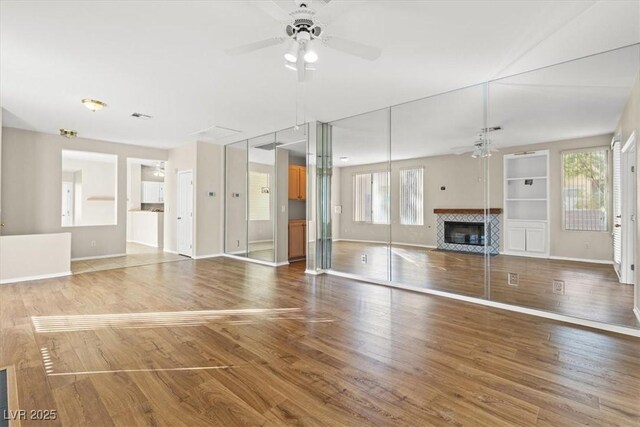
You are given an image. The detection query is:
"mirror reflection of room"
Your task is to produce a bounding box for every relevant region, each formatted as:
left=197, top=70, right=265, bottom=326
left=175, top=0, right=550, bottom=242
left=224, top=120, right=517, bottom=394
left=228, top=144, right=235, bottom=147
left=61, top=150, right=117, bottom=227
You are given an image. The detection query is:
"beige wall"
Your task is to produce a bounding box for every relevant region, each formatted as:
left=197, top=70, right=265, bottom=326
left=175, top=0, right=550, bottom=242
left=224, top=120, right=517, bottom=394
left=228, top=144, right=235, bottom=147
left=163, top=141, right=223, bottom=258
left=0, top=127, right=167, bottom=258
left=334, top=133, right=613, bottom=261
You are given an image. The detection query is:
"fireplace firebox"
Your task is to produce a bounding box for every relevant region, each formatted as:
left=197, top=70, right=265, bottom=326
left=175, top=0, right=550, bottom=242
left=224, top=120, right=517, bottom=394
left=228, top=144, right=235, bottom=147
left=444, top=221, right=487, bottom=246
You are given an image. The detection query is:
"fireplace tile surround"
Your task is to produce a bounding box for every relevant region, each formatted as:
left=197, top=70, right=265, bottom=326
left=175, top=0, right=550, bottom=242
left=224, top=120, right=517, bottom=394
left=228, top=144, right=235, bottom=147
left=435, top=209, right=501, bottom=255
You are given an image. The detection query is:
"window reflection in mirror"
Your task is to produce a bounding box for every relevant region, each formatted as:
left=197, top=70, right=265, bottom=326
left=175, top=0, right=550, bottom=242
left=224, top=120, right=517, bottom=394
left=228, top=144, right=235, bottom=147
left=61, top=150, right=117, bottom=227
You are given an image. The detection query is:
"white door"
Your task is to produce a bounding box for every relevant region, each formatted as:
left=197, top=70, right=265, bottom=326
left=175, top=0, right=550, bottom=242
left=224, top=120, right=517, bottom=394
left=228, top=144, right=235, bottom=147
left=61, top=182, right=74, bottom=226
left=177, top=170, right=194, bottom=257
left=612, top=138, right=623, bottom=277
left=621, top=134, right=636, bottom=285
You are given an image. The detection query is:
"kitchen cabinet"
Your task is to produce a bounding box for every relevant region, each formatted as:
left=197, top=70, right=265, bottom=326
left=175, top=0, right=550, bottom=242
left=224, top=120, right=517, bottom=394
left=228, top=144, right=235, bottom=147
left=288, top=219, right=306, bottom=260
left=288, top=165, right=306, bottom=200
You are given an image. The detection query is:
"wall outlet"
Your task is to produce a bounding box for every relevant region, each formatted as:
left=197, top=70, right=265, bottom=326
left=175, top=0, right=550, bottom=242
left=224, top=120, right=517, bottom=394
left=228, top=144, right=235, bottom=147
left=553, top=280, right=565, bottom=295
left=236, top=240, right=240, bottom=248
left=361, top=254, right=367, bottom=264
left=208, top=191, right=216, bottom=197
left=90, top=240, right=97, bottom=247
left=508, top=272, right=519, bottom=286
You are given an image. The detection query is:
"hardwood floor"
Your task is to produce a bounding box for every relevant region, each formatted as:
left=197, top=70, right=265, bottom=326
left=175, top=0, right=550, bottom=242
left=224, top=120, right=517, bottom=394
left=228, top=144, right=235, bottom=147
left=71, top=243, right=187, bottom=274
left=331, top=241, right=640, bottom=328
left=1, top=258, right=639, bottom=425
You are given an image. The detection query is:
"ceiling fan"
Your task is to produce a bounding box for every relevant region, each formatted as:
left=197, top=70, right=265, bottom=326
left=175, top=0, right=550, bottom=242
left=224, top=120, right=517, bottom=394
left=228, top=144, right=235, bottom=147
left=451, top=127, right=502, bottom=158
left=225, top=0, right=382, bottom=82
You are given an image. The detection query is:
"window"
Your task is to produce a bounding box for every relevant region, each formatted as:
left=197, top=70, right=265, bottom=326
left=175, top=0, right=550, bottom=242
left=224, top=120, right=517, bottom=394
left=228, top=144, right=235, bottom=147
left=562, top=147, right=609, bottom=231
left=400, top=167, right=424, bottom=225
left=353, top=171, right=389, bottom=224
left=249, top=171, right=270, bottom=221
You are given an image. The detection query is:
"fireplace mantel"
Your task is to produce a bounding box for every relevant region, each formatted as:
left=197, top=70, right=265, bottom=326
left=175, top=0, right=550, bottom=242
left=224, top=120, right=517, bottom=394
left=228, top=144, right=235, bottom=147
left=433, top=208, right=503, bottom=215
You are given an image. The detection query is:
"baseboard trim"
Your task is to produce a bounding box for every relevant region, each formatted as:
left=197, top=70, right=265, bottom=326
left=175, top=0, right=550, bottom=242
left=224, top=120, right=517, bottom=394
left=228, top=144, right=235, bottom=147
left=222, top=254, right=282, bottom=267
left=548, top=255, right=614, bottom=265
left=193, top=253, right=223, bottom=260
left=163, top=249, right=179, bottom=255
left=127, top=240, right=161, bottom=248
left=324, top=270, right=640, bottom=337
left=305, top=269, right=326, bottom=276
left=274, top=261, right=290, bottom=267
left=1, top=271, right=72, bottom=285
left=71, top=253, right=126, bottom=261
left=333, top=239, right=436, bottom=249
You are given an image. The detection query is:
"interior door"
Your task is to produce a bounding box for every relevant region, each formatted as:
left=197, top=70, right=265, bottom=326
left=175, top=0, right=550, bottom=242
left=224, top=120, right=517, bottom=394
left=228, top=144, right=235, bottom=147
left=612, top=139, right=623, bottom=277
left=621, top=135, right=636, bottom=284
left=177, top=170, right=194, bottom=257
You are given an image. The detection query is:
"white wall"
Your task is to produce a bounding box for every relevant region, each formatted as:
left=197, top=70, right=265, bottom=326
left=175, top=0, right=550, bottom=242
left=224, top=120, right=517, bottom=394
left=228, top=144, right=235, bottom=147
left=0, top=128, right=167, bottom=258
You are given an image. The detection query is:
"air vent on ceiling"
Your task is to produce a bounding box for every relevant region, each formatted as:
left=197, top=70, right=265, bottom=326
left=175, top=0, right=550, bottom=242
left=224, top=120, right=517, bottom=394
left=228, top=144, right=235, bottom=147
left=192, top=125, right=241, bottom=142
left=132, top=112, right=152, bottom=119
left=254, top=142, right=284, bottom=150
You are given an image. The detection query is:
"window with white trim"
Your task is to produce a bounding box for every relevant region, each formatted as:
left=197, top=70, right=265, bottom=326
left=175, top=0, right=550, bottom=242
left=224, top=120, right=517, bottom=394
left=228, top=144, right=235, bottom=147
left=399, top=167, right=424, bottom=225
left=562, top=147, right=609, bottom=231
left=353, top=171, right=390, bottom=224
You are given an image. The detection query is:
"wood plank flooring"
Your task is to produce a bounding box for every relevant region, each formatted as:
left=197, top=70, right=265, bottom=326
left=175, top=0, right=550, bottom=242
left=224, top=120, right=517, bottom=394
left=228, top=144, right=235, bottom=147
left=331, top=241, right=640, bottom=328
left=71, top=243, right=187, bottom=274
left=0, top=258, right=639, bottom=426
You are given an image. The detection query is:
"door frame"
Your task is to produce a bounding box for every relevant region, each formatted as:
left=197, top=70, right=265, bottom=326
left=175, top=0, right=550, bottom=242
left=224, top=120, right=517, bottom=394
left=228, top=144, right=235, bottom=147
left=621, top=132, right=636, bottom=286
left=177, top=169, right=194, bottom=257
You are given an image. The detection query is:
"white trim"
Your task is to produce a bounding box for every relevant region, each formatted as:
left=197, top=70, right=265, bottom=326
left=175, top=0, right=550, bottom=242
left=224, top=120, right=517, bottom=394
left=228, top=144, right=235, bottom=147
left=333, top=238, right=436, bottom=249
left=127, top=240, right=160, bottom=248
left=305, top=269, right=326, bottom=276
left=163, top=248, right=179, bottom=255
left=274, top=261, right=290, bottom=267
left=248, top=239, right=275, bottom=244
left=71, top=253, right=126, bottom=261
left=193, top=253, right=223, bottom=260
left=324, top=270, right=640, bottom=337
left=548, top=255, right=614, bottom=265
left=222, top=254, right=281, bottom=267
left=1, top=271, right=72, bottom=285
left=634, top=307, right=640, bottom=324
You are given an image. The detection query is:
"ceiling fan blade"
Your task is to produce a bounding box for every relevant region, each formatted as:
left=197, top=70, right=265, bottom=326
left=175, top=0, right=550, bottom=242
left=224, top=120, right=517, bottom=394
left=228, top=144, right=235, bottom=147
left=255, top=1, right=291, bottom=22
left=323, top=36, right=381, bottom=61
left=225, top=37, right=285, bottom=56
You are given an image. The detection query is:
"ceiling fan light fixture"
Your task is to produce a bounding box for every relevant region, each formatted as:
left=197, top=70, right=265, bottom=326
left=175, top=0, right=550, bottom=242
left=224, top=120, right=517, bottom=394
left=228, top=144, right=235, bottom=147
left=303, top=43, right=318, bottom=63
left=81, top=98, right=107, bottom=112
left=284, top=40, right=299, bottom=63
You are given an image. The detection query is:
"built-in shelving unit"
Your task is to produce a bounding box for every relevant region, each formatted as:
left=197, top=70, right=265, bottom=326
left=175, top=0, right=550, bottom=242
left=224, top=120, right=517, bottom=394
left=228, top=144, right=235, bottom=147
left=503, top=150, right=550, bottom=257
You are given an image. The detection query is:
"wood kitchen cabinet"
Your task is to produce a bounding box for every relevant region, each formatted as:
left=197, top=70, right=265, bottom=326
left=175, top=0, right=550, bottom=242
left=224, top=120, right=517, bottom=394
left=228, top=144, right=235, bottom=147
left=288, top=220, right=306, bottom=260
left=288, top=165, right=306, bottom=200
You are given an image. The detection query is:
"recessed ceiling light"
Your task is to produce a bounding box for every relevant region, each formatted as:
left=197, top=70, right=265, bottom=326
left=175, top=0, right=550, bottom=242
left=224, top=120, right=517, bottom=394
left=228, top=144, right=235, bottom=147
left=60, top=128, right=78, bottom=138
left=340, top=156, right=349, bottom=162
left=81, top=98, right=107, bottom=112
left=132, top=112, right=152, bottom=119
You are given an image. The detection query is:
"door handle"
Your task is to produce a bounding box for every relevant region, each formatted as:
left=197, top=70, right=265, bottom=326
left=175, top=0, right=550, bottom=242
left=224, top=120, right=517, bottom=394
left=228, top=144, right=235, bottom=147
left=614, top=224, right=621, bottom=228
left=177, top=217, right=182, bottom=220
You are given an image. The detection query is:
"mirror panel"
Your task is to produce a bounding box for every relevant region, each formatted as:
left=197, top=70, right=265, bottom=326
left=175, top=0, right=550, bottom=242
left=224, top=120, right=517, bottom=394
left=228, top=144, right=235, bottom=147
left=329, top=108, right=391, bottom=282
left=389, top=84, right=490, bottom=297
left=248, top=133, right=276, bottom=262
left=488, top=44, right=640, bottom=327
left=225, top=140, right=248, bottom=257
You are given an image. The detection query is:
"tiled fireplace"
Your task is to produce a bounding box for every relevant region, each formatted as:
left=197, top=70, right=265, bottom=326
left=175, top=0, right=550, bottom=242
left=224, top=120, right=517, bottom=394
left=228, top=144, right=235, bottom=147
left=434, top=209, right=501, bottom=255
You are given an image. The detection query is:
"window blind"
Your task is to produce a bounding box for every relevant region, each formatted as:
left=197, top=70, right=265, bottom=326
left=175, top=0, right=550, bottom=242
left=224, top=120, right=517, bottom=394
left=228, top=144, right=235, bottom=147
left=353, top=171, right=389, bottom=224
left=400, top=167, right=424, bottom=225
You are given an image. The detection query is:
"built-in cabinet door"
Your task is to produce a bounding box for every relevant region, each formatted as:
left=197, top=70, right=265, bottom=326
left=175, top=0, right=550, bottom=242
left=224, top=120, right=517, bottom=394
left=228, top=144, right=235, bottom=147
left=288, top=166, right=306, bottom=200
left=288, top=221, right=306, bottom=259
left=525, top=228, right=546, bottom=253
left=507, top=227, right=527, bottom=252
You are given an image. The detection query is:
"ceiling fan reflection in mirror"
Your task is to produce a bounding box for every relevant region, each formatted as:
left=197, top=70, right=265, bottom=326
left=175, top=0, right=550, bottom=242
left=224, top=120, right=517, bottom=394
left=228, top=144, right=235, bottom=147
left=225, top=0, right=382, bottom=82
left=451, top=126, right=502, bottom=158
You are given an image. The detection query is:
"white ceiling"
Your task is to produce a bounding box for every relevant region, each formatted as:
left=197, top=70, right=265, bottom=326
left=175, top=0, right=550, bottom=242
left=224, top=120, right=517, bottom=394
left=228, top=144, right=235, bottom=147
left=1, top=1, right=639, bottom=149
left=61, top=149, right=116, bottom=163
